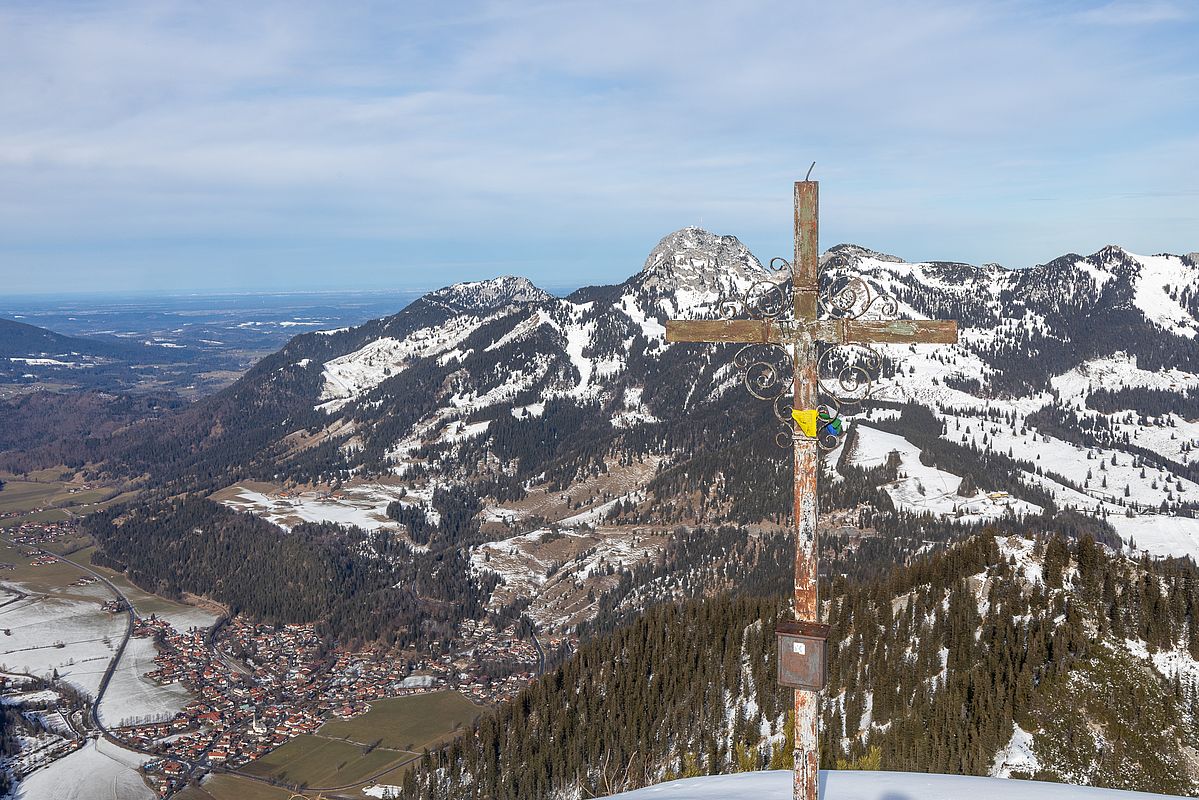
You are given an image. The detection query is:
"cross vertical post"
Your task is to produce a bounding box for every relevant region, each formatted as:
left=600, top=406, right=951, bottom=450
left=791, top=180, right=820, bottom=800
left=664, top=177, right=957, bottom=800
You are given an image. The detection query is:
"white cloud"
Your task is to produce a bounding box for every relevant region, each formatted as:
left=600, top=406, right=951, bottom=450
left=0, top=0, right=1195, bottom=291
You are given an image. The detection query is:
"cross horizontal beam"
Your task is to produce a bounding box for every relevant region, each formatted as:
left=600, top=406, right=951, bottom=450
left=665, top=318, right=958, bottom=346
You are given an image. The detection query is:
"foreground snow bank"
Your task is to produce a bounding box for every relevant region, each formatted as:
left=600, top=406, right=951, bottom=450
left=603, top=770, right=1180, bottom=799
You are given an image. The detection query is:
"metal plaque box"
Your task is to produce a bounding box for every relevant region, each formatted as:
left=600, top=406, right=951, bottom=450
left=776, top=620, right=830, bottom=691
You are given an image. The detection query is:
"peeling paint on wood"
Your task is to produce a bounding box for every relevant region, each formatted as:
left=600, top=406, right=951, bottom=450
left=668, top=318, right=958, bottom=347
left=839, top=319, right=958, bottom=344
left=792, top=180, right=821, bottom=800
left=665, top=319, right=771, bottom=344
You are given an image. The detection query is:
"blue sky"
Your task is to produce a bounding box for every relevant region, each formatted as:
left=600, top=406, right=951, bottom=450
left=0, top=0, right=1196, bottom=294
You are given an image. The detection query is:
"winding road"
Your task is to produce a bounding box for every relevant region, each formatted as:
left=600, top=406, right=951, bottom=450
left=531, top=629, right=546, bottom=677
left=0, top=535, right=219, bottom=798
left=0, top=535, right=137, bottom=739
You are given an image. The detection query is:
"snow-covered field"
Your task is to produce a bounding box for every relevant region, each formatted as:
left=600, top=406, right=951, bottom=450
left=0, top=593, right=124, bottom=696
left=1051, top=354, right=1199, bottom=406
left=603, top=770, right=1181, bottom=799
left=96, top=635, right=192, bottom=727
left=938, top=411, right=1198, bottom=512
left=1104, top=514, right=1199, bottom=561
left=218, top=483, right=409, bottom=532
left=849, top=426, right=1041, bottom=520
left=17, top=738, right=153, bottom=800
left=135, top=602, right=218, bottom=634
left=843, top=408, right=1199, bottom=560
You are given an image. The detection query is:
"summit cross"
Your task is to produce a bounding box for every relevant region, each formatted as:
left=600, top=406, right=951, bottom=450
left=663, top=179, right=958, bottom=800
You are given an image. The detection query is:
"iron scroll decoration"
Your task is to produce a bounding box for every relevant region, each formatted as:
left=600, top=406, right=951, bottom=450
left=718, top=259, right=897, bottom=450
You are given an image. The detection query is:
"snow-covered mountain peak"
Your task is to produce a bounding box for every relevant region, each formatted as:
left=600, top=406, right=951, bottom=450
left=424, top=275, right=553, bottom=313
left=636, top=227, right=767, bottom=294
left=822, top=243, right=906, bottom=266
left=1093, top=243, right=1130, bottom=260
left=1074, top=244, right=1141, bottom=282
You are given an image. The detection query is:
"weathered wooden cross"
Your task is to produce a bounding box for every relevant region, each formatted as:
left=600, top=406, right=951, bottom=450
left=664, top=179, right=958, bottom=800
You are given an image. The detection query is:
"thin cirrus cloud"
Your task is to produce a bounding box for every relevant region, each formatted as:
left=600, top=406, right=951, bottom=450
left=1074, top=1, right=1191, bottom=25
left=0, top=0, right=1195, bottom=294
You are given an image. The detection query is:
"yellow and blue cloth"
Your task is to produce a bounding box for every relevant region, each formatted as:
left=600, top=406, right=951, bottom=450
left=792, top=408, right=843, bottom=439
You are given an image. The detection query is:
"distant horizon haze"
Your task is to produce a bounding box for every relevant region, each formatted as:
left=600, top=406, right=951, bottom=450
left=4, top=235, right=1197, bottom=303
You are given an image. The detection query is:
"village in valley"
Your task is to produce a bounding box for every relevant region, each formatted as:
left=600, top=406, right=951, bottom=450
left=0, top=518, right=552, bottom=799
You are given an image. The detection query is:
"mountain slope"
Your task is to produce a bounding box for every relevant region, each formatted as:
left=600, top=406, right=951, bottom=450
left=0, top=316, right=141, bottom=360
left=397, top=532, right=1199, bottom=799
left=63, top=231, right=1199, bottom=639
left=78, top=235, right=1199, bottom=496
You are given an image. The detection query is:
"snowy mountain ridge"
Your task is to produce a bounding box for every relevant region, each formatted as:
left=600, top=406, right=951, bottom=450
left=185, top=228, right=1199, bottom=571
left=310, top=233, right=1199, bottom=439
left=423, top=275, right=554, bottom=313
left=828, top=243, right=1199, bottom=339
left=96, top=225, right=1199, bottom=639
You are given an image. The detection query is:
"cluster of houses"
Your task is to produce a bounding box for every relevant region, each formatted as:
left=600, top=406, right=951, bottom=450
left=124, top=617, right=335, bottom=796
left=4, top=520, right=74, bottom=545
left=315, top=649, right=440, bottom=718
left=0, top=520, right=567, bottom=799
left=452, top=618, right=543, bottom=703
left=116, top=612, right=554, bottom=796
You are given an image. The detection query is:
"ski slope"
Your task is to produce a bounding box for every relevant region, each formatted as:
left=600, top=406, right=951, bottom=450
left=603, top=770, right=1181, bottom=799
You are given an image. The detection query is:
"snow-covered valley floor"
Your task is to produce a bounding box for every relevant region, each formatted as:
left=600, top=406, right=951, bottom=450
left=0, top=589, right=124, bottom=696
left=96, top=634, right=192, bottom=727
left=604, top=770, right=1183, bottom=799
left=16, top=738, right=152, bottom=800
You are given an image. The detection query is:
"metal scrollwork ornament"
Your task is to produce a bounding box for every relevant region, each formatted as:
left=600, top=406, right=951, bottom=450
left=820, top=275, right=899, bottom=321
left=720, top=257, right=792, bottom=322
left=721, top=260, right=898, bottom=451
left=808, top=274, right=897, bottom=446
left=817, top=343, right=882, bottom=416
left=731, top=342, right=796, bottom=449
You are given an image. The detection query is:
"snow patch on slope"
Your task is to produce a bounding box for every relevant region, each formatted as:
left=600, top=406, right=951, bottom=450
left=990, top=722, right=1041, bottom=778
left=218, top=483, right=418, bottom=532
left=850, top=425, right=1040, bottom=520
left=1128, top=252, right=1199, bottom=339
left=1051, top=353, right=1199, bottom=404
left=318, top=317, right=489, bottom=410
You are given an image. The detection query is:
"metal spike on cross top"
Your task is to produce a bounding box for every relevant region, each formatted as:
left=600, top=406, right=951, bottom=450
left=663, top=172, right=958, bottom=800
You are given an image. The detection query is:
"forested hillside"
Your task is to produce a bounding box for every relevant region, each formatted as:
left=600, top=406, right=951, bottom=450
left=84, top=497, right=499, bottom=648
left=399, top=532, right=1199, bottom=799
